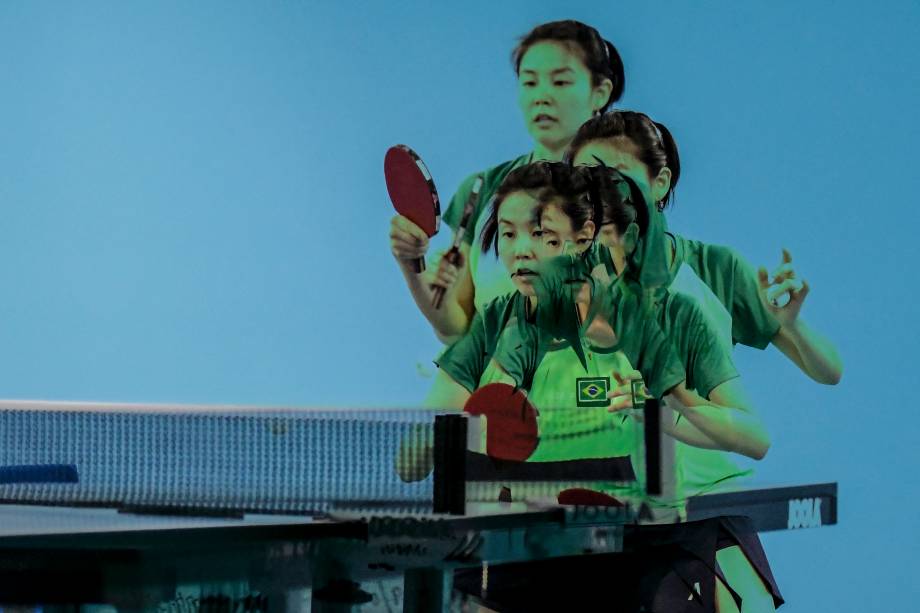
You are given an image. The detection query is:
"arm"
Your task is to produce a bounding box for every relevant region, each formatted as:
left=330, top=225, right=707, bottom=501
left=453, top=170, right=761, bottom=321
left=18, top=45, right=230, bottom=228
left=609, top=375, right=721, bottom=450
left=390, top=217, right=476, bottom=343
left=395, top=370, right=471, bottom=482
left=759, top=249, right=843, bottom=385
left=667, top=380, right=770, bottom=460
left=771, top=317, right=842, bottom=385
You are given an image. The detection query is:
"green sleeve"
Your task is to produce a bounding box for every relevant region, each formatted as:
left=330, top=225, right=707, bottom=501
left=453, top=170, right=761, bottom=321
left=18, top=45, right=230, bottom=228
left=610, top=289, right=686, bottom=399
left=674, top=235, right=780, bottom=350
left=441, top=172, right=482, bottom=243
left=441, top=155, right=530, bottom=247
left=435, top=311, right=489, bottom=393
left=659, top=293, right=739, bottom=398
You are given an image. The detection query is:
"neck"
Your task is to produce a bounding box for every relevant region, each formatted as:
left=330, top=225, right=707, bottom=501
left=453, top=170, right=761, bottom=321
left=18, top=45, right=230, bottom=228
left=532, top=141, right=568, bottom=162
left=612, top=246, right=626, bottom=275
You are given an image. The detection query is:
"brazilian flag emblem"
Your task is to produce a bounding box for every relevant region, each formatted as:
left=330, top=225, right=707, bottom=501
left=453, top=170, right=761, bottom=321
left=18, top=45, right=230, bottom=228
left=576, top=377, right=610, bottom=407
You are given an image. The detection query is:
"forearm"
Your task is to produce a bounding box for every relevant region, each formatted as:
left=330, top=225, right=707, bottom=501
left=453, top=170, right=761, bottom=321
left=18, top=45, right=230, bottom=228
left=399, top=262, right=472, bottom=343
left=661, top=411, right=723, bottom=450
left=773, top=319, right=843, bottom=385
left=667, top=388, right=769, bottom=460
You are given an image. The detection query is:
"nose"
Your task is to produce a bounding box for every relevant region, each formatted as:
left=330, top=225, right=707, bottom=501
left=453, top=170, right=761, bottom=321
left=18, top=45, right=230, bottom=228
left=530, top=81, right=553, bottom=107
left=511, top=235, right=536, bottom=260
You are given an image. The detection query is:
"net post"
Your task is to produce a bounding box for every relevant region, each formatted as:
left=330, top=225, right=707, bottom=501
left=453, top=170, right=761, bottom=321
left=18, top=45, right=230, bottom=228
left=643, top=397, right=661, bottom=496
left=433, top=414, right=466, bottom=515
left=642, top=397, right=676, bottom=502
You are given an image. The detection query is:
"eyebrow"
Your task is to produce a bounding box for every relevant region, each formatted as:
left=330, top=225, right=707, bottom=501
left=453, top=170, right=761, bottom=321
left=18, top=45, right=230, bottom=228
left=499, top=217, right=535, bottom=226
left=520, top=67, right=575, bottom=77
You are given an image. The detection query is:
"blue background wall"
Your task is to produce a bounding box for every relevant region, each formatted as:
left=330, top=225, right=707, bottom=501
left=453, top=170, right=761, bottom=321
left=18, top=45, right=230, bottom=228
left=1, top=2, right=917, bottom=610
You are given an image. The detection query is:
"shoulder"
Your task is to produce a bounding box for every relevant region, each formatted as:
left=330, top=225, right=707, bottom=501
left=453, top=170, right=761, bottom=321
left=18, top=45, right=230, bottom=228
left=479, top=292, right=520, bottom=334
left=671, top=232, right=751, bottom=274
left=661, top=290, right=708, bottom=324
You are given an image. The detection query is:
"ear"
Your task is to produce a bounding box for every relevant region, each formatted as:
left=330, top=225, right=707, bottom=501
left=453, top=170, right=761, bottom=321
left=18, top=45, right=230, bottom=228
left=650, top=167, right=672, bottom=205
left=621, top=222, right=640, bottom=256
left=574, top=220, right=596, bottom=251
left=591, top=78, right=613, bottom=113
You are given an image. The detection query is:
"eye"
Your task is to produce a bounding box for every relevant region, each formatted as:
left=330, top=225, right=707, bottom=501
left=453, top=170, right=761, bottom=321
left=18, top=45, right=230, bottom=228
left=553, top=80, right=572, bottom=87
left=532, top=229, right=544, bottom=238
left=501, top=231, right=514, bottom=239
left=521, top=80, right=536, bottom=87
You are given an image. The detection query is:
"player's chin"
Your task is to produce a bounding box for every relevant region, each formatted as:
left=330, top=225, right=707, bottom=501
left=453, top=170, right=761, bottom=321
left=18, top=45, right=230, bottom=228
left=512, top=276, right=536, bottom=296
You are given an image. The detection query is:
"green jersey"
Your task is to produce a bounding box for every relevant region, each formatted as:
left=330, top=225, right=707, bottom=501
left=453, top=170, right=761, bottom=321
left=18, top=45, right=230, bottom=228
left=654, top=290, right=753, bottom=497
left=589, top=239, right=755, bottom=498
left=669, top=233, right=780, bottom=350
left=436, top=291, right=685, bottom=500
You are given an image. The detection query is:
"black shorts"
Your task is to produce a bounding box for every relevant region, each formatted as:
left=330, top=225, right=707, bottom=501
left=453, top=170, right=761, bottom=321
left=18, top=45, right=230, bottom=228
left=453, top=516, right=782, bottom=612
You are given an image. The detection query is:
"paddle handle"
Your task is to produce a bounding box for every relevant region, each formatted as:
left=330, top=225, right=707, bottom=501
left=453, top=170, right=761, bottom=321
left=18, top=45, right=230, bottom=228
left=431, top=246, right=462, bottom=309
left=409, top=256, right=425, bottom=274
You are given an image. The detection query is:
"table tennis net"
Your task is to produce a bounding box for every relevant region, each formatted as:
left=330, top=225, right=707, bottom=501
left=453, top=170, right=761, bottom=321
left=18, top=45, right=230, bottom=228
left=0, top=403, right=436, bottom=514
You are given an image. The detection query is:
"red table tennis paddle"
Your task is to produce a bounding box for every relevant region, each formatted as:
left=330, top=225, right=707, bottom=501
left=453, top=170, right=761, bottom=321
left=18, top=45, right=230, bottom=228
left=384, top=145, right=441, bottom=273
left=431, top=174, right=482, bottom=309
left=464, top=382, right=538, bottom=462
left=557, top=488, right=625, bottom=507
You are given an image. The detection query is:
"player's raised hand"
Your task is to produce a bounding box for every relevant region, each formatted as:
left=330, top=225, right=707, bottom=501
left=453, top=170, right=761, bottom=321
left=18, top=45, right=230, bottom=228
left=607, top=370, right=649, bottom=413
left=758, top=248, right=809, bottom=325
left=389, top=214, right=430, bottom=270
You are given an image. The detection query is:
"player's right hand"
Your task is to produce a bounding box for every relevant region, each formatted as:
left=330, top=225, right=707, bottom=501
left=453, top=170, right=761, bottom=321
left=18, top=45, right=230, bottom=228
left=389, top=214, right=429, bottom=265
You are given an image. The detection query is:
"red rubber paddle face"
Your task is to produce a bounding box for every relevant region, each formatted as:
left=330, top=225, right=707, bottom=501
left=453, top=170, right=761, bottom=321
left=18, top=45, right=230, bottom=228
left=557, top=488, right=625, bottom=507
left=384, top=145, right=440, bottom=237
left=464, top=383, right=538, bottom=462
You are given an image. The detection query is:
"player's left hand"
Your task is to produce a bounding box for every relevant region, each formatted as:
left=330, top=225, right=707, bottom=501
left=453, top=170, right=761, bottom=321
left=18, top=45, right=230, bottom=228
left=607, top=370, right=649, bottom=413
left=427, top=248, right=463, bottom=299
left=758, top=248, right=809, bottom=325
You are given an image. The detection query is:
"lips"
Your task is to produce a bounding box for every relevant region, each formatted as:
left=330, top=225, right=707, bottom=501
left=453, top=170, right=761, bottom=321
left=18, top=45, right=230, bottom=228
left=533, top=114, right=557, bottom=125
left=512, top=268, right=538, bottom=279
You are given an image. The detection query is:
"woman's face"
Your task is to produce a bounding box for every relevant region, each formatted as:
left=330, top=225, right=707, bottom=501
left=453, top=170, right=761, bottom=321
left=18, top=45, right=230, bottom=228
left=497, top=191, right=543, bottom=297
left=517, top=41, right=607, bottom=154
left=571, top=137, right=670, bottom=207
left=536, top=203, right=594, bottom=258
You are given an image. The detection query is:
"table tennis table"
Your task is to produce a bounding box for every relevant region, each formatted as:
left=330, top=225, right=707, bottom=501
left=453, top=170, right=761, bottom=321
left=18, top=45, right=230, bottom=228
left=0, top=401, right=838, bottom=612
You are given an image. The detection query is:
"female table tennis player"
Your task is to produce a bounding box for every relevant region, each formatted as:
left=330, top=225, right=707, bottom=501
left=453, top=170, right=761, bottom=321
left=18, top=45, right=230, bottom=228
left=537, top=163, right=781, bottom=612
left=389, top=20, right=624, bottom=343
left=396, top=161, right=684, bottom=485
left=568, top=110, right=843, bottom=386
left=399, top=162, right=775, bottom=612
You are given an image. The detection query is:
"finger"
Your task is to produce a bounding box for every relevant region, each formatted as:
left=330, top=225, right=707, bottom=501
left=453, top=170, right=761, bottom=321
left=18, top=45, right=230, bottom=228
left=435, top=267, right=459, bottom=287
left=782, top=248, right=793, bottom=265
left=767, top=279, right=800, bottom=304
left=392, top=215, right=430, bottom=243
left=799, top=279, right=810, bottom=299
left=607, top=396, right=634, bottom=412
left=391, top=243, right=428, bottom=259
left=770, top=263, right=795, bottom=284
left=391, top=234, right=428, bottom=249
left=391, top=232, right=429, bottom=251
left=757, top=267, right=770, bottom=290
